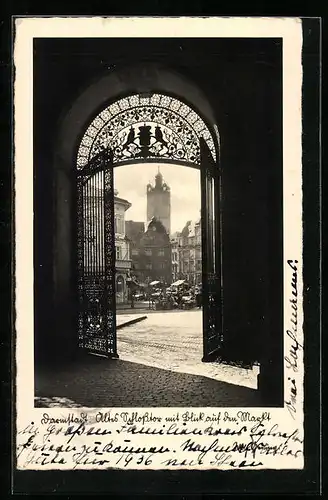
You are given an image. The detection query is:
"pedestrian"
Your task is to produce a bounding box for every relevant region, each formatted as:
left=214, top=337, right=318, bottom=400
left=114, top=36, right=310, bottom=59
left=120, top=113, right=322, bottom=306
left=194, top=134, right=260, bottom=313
left=196, top=287, right=202, bottom=308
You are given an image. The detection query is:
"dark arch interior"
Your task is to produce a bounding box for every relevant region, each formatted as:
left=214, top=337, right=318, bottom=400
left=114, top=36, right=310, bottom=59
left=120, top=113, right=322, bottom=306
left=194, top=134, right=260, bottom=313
left=34, top=37, right=283, bottom=405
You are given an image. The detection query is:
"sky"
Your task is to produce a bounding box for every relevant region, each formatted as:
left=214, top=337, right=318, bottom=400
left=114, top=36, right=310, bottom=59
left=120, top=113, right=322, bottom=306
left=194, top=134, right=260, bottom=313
left=114, top=163, right=201, bottom=234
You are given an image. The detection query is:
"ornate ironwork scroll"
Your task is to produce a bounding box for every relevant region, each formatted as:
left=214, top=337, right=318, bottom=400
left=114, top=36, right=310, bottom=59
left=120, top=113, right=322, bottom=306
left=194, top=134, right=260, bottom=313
left=77, top=148, right=117, bottom=357
left=77, top=94, right=216, bottom=168
left=206, top=273, right=223, bottom=356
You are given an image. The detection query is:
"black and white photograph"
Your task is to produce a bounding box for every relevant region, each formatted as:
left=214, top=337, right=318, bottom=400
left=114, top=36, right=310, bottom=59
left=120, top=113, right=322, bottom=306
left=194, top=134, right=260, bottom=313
left=14, top=17, right=309, bottom=477
left=31, top=34, right=283, bottom=409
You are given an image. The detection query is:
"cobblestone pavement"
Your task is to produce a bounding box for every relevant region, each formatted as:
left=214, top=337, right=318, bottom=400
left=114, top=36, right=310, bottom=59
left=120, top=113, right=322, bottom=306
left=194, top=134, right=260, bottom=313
left=35, top=357, right=260, bottom=408
left=116, top=310, right=259, bottom=389
left=35, top=310, right=261, bottom=408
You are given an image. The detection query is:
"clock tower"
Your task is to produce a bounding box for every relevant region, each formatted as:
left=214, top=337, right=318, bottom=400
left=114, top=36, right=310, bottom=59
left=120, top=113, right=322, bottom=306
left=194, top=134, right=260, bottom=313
left=146, top=167, right=171, bottom=235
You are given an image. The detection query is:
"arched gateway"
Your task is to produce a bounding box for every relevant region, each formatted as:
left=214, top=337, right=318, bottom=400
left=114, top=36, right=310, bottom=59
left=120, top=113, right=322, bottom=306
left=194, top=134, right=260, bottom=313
left=52, top=63, right=265, bottom=371
left=34, top=40, right=283, bottom=404
left=75, top=91, right=222, bottom=360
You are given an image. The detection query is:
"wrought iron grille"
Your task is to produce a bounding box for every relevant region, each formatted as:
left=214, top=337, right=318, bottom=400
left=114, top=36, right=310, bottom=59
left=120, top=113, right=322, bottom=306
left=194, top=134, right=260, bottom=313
left=77, top=94, right=216, bottom=168
left=200, top=139, right=224, bottom=360
left=77, top=149, right=117, bottom=356
left=205, top=273, right=223, bottom=356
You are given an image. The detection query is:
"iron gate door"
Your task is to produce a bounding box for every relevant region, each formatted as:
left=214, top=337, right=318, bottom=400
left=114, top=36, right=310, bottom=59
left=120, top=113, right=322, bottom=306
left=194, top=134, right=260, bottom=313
left=200, top=138, right=224, bottom=361
left=200, top=139, right=257, bottom=368
left=76, top=149, right=118, bottom=357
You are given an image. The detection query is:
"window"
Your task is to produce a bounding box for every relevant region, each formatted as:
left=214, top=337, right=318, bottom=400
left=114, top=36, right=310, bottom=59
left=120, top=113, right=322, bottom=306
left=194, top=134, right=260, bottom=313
left=132, top=248, right=139, bottom=256
left=116, top=246, right=121, bottom=259
left=158, top=249, right=164, bottom=256
left=160, top=262, right=165, bottom=269
left=116, top=275, right=124, bottom=293
left=146, top=263, right=152, bottom=270
left=115, top=215, right=124, bottom=234
left=145, top=248, right=152, bottom=256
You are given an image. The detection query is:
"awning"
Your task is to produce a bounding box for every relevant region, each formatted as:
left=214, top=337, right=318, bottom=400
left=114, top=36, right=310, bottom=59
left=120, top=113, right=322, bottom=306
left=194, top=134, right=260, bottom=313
left=171, top=279, right=186, bottom=287
left=149, top=280, right=161, bottom=286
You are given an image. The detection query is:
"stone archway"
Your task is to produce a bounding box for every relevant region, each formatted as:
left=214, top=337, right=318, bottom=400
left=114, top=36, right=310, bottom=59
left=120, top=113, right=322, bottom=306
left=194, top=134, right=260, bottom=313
left=56, top=63, right=219, bottom=166
left=33, top=39, right=285, bottom=404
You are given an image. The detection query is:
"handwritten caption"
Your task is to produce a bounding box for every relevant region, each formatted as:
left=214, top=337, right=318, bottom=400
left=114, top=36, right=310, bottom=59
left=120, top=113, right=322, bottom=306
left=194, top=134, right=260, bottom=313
left=284, top=259, right=303, bottom=419
left=17, top=409, right=303, bottom=470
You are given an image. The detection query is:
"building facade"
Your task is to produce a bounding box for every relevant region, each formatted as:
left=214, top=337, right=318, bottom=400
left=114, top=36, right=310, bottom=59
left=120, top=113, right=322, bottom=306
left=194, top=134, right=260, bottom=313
left=125, top=220, right=145, bottom=283
left=131, top=217, right=172, bottom=285
left=83, top=188, right=132, bottom=303
left=170, top=231, right=182, bottom=283
left=113, top=191, right=133, bottom=304
left=170, top=231, right=181, bottom=282
left=125, top=221, right=145, bottom=244
left=146, top=168, right=171, bottom=235
left=173, top=218, right=202, bottom=285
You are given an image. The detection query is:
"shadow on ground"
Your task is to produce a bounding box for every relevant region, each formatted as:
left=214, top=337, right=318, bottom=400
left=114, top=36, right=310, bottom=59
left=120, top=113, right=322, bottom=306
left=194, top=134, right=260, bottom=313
left=35, top=355, right=261, bottom=408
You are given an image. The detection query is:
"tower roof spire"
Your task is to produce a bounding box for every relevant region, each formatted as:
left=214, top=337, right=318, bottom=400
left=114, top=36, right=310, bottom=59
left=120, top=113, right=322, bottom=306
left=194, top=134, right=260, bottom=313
left=155, top=166, right=163, bottom=187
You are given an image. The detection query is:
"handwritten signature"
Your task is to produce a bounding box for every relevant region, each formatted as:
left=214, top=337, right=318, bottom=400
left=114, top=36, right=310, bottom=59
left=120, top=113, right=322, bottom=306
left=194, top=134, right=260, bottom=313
left=284, top=260, right=303, bottom=419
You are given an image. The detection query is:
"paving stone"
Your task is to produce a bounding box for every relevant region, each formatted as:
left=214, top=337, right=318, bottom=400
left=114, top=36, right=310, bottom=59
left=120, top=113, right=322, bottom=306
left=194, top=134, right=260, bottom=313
left=35, top=310, right=261, bottom=408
